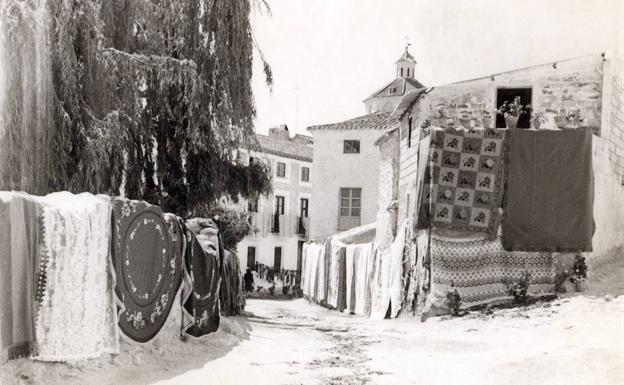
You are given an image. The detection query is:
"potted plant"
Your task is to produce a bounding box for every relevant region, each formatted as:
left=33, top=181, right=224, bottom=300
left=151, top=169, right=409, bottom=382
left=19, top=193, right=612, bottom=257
left=569, top=253, right=588, bottom=292
left=433, top=105, right=447, bottom=127
left=553, top=109, right=567, bottom=129
left=565, top=108, right=583, bottom=128
left=497, top=96, right=529, bottom=129
left=532, top=112, right=547, bottom=129
left=458, top=110, right=471, bottom=129
left=481, top=110, right=493, bottom=128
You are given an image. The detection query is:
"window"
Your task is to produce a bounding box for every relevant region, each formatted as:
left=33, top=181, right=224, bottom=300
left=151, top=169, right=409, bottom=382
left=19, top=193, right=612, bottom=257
left=407, top=117, right=413, bottom=148
left=400, top=67, right=404, bottom=77
left=276, top=161, right=286, bottom=177
left=275, top=195, right=285, bottom=215
left=338, top=188, right=361, bottom=230
left=247, top=247, right=256, bottom=269
left=274, top=247, right=282, bottom=271
left=301, top=166, right=310, bottom=182
left=343, top=140, right=360, bottom=154
left=248, top=197, right=258, bottom=213
left=407, top=68, right=410, bottom=77
left=300, top=198, right=309, bottom=217
left=496, top=87, right=532, bottom=129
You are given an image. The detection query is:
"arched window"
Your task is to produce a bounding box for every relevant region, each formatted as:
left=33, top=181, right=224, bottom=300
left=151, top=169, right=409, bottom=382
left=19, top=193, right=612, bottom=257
left=407, top=68, right=410, bottom=77
left=400, top=67, right=404, bottom=77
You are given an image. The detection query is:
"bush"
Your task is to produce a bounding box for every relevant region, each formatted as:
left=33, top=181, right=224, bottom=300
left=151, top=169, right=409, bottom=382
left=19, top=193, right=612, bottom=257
left=506, top=271, right=531, bottom=305
left=570, top=253, right=587, bottom=283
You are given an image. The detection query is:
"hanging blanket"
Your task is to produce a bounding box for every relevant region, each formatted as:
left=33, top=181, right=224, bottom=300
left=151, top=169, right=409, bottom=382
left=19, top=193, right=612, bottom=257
left=503, top=129, right=594, bottom=251
left=430, top=233, right=555, bottom=308
left=111, top=198, right=183, bottom=343
left=388, top=224, right=407, bottom=318
left=369, top=247, right=390, bottom=320
left=181, top=224, right=221, bottom=338
left=418, top=128, right=507, bottom=238
left=36, top=193, right=119, bottom=361
left=413, top=132, right=432, bottom=234
left=302, top=243, right=321, bottom=301
left=219, top=250, right=244, bottom=316
left=326, top=242, right=341, bottom=309
left=317, top=242, right=327, bottom=303
left=0, top=192, right=39, bottom=363
left=344, top=246, right=357, bottom=314
left=337, top=247, right=347, bottom=312
left=353, top=243, right=374, bottom=316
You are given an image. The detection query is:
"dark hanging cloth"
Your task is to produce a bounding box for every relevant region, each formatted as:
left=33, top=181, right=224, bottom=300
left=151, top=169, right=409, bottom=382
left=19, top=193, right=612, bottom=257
left=336, top=247, right=348, bottom=312
left=503, top=129, right=594, bottom=251
left=220, top=250, right=245, bottom=316
left=0, top=193, right=40, bottom=363
left=110, top=198, right=184, bottom=343
left=180, top=222, right=221, bottom=337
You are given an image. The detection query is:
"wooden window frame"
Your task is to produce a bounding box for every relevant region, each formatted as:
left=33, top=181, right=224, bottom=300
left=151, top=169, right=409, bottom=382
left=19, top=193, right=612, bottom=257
left=343, top=140, right=360, bottom=154
left=276, top=161, right=286, bottom=178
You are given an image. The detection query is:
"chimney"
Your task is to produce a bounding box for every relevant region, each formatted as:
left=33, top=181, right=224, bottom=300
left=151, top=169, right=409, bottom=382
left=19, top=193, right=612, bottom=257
left=268, top=124, right=290, bottom=141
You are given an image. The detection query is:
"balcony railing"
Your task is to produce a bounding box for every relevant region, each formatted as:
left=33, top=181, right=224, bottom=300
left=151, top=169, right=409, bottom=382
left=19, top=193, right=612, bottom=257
left=247, top=212, right=310, bottom=239
left=271, top=213, right=280, bottom=233
left=296, top=216, right=307, bottom=235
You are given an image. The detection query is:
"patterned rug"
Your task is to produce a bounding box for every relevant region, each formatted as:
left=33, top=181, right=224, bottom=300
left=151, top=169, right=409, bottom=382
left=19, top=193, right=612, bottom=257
left=430, top=233, right=555, bottom=308
left=418, top=128, right=507, bottom=238
left=181, top=223, right=221, bottom=338
left=111, top=198, right=183, bottom=343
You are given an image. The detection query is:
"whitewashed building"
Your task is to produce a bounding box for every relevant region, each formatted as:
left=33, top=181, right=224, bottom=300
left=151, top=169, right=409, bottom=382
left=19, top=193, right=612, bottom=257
left=236, top=125, right=313, bottom=272
left=307, top=47, right=423, bottom=241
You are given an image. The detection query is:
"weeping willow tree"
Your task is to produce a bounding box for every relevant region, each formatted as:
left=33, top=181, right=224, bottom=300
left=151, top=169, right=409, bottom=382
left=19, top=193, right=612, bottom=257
left=0, top=0, right=272, bottom=216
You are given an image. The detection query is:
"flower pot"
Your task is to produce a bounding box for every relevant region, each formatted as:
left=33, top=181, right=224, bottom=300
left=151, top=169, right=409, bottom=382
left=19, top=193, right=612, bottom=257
left=481, top=117, right=493, bottom=128
left=504, top=115, right=519, bottom=129
left=575, top=279, right=586, bottom=292
left=458, top=118, right=471, bottom=129
left=553, top=116, right=566, bottom=129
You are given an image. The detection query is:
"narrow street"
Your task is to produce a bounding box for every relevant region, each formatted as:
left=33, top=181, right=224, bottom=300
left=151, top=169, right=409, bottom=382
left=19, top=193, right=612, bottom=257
left=153, top=295, right=624, bottom=385
left=2, top=294, right=623, bottom=385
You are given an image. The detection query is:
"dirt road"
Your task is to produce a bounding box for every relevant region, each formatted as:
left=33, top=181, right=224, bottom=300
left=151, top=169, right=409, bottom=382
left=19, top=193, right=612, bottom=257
left=2, top=295, right=623, bottom=385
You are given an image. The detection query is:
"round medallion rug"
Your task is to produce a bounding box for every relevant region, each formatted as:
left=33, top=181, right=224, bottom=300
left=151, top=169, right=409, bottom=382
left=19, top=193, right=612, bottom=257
left=111, top=198, right=184, bottom=343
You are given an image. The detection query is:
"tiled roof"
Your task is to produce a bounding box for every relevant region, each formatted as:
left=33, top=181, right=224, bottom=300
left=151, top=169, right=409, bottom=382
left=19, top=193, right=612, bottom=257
left=307, top=111, right=399, bottom=131
left=364, top=77, right=425, bottom=101
left=254, top=133, right=313, bottom=162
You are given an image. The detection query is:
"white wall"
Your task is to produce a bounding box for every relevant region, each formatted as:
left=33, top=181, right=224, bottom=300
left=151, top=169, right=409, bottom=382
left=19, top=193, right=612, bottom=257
left=309, top=128, right=385, bottom=240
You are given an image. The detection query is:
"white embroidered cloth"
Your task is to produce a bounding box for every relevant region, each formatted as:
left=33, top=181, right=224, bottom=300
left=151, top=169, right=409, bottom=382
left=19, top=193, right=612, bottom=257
left=35, top=192, right=119, bottom=361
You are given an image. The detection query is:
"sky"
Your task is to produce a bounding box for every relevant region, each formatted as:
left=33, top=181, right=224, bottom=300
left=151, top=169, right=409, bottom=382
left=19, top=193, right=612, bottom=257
left=250, top=0, right=623, bottom=137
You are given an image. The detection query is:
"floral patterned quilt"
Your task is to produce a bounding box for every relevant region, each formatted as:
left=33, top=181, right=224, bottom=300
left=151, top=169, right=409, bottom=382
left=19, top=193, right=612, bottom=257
left=417, top=128, right=507, bottom=237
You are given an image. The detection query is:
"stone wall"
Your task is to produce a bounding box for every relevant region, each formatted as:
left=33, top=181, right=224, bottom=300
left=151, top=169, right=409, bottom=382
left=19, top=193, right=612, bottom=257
left=417, top=55, right=604, bottom=135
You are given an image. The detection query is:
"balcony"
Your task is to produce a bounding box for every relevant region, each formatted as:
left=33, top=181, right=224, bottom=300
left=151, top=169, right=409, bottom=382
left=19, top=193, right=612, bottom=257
left=296, top=216, right=309, bottom=236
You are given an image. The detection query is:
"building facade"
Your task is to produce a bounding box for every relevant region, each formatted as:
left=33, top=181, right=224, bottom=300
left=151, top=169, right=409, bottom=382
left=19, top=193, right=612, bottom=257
left=386, top=51, right=624, bottom=266
left=307, top=113, right=398, bottom=240
left=235, top=125, right=313, bottom=272
left=307, top=47, right=423, bottom=241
